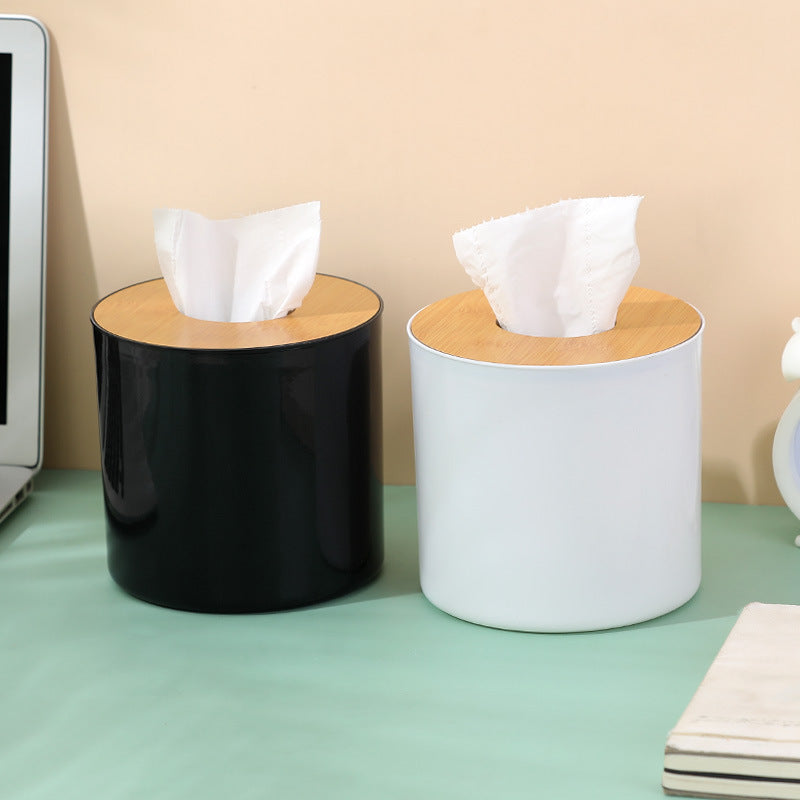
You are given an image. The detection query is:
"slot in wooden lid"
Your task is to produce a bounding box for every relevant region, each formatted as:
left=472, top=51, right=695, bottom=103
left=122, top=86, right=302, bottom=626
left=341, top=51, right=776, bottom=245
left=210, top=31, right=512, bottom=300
left=410, top=286, right=702, bottom=366
left=92, top=274, right=381, bottom=350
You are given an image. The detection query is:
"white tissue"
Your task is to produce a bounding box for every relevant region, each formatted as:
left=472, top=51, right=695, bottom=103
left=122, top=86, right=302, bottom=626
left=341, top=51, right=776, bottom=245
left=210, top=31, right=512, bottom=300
left=153, top=201, right=321, bottom=322
left=453, top=196, right=643, bottom=337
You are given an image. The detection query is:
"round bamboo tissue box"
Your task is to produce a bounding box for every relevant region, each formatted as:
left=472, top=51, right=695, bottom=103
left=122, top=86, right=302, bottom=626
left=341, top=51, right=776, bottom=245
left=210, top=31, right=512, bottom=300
left=408, top=286, right=703, bottom=632
left=91, top=274, right=383, bottom=612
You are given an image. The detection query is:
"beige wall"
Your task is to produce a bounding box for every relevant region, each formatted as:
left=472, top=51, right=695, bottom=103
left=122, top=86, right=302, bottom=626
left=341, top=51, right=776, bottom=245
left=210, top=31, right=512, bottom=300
left=18, top=0, right=800, bottom=503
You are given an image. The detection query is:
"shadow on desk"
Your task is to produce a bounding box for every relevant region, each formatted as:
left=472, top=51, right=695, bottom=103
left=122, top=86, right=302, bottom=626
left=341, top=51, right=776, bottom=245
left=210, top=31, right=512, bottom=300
left=325, top=485, right=422, bottom=607
left=0, top=504, right=30, bottom=554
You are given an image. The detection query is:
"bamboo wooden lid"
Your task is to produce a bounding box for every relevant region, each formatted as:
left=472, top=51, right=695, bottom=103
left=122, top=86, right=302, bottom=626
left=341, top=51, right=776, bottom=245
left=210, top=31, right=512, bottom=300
left=92, top=274, right=381, bottom=350
left=410, top=286, right=702, bottom=366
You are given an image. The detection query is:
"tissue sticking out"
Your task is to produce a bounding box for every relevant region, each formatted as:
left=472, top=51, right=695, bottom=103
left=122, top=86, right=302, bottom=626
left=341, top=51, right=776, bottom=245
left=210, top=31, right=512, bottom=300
left=453, top=196, right=643, bottom=338
left=153, top=201, right=321, bottom=323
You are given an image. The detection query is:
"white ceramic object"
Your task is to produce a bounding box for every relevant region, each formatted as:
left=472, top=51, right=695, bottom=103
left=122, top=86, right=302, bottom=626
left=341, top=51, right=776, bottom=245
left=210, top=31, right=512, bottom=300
left=408, top=299, right=704, bottom=632
left=772, top=392, right=800, bottom=526
left=772, top=318, right=800, bottom=544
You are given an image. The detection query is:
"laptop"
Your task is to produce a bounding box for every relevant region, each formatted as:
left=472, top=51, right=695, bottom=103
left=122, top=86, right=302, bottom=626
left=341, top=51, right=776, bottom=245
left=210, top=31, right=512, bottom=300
left=0, top=16, right=47, bottom=524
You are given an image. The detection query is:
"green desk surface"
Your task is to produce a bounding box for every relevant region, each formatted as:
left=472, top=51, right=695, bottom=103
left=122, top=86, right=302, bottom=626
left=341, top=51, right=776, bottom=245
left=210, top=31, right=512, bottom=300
left=1, top=471, right=799, bottom=799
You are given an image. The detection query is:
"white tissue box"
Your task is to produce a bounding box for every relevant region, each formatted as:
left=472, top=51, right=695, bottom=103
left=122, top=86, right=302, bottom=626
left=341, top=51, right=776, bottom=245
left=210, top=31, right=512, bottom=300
left=408, top=286, right=703, bottom=632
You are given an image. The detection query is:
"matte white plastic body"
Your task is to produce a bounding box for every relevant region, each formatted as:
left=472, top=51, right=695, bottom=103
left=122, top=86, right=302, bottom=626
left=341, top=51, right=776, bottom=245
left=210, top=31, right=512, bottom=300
left=408, top=317, right=703, bottom=632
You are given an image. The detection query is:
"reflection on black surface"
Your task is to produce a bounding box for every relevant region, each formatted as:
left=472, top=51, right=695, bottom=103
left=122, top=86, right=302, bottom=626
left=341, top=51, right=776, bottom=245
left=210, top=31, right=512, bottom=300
left=92, top=313, right=383, bottom=613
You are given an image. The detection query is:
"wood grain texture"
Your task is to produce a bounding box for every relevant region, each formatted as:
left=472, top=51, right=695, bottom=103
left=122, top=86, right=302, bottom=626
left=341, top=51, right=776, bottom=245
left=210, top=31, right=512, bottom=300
left=410, top=286, right=702, bottom=366
left=92, top=274, right=381, bottom=350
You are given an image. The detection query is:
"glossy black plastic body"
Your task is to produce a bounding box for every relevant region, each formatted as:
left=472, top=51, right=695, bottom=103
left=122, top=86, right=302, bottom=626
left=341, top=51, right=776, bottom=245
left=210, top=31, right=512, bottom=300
left=91, top=307, right=383, bottom=613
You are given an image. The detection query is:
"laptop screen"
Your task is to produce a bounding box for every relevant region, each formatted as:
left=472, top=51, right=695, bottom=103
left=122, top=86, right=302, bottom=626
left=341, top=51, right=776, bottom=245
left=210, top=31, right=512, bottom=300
left=0, top=17, right=47, bottom=468
left=0, top=52, right=9, bottom=425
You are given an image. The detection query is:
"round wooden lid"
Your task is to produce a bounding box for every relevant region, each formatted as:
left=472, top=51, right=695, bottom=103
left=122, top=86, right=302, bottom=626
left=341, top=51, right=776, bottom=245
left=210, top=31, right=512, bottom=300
left=92, top=274, right=381, bottom=350
left=409, top=286, right=702, bottom=366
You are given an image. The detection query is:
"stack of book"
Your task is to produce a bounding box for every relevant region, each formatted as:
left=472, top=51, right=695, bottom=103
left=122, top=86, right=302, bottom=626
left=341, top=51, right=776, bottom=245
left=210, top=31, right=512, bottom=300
left=663, top=603, right=800, bottom=799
